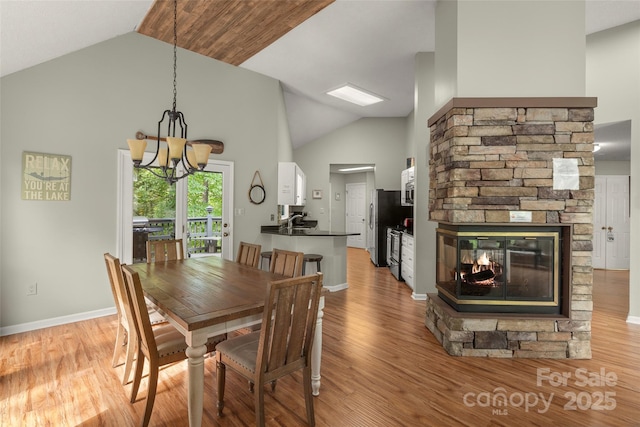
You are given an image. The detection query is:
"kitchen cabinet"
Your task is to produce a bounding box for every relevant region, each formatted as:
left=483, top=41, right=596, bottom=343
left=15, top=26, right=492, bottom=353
left=278, top=162, right=306, bottom=206
left=401, top=232, right=414, bottom=290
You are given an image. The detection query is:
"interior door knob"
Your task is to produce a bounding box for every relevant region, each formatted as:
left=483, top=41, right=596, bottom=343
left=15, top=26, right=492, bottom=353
left=223, top=232, right=229, bottom=237
left=608, top=226, right=613, bottom=231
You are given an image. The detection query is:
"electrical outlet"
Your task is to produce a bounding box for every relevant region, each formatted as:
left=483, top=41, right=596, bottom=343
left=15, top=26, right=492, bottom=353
left=270, top=214, right=275, bottom=221
left=27, top=282, right=37, bottom=296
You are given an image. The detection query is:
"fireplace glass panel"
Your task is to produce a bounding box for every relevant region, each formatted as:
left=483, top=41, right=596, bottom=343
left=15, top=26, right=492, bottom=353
left=506, top=237, right=554, bottom=300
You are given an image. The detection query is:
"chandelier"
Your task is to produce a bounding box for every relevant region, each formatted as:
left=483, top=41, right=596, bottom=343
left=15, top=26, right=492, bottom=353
left=126, top=0, right=211, bottom=184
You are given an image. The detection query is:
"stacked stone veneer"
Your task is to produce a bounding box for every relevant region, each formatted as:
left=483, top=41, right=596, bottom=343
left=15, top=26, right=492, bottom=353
left=425, top=97, right=597, bottom=359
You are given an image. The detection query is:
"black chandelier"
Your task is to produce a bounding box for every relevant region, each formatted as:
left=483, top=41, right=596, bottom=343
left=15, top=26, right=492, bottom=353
left=127, top=0, right=211, bottom=184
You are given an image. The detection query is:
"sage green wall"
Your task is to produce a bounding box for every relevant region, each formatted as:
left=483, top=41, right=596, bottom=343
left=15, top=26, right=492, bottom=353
left=413, top=52, right=437, bottom=298
left=0, top=33, right=287, bottom=331
left=587, top=21, right=640, bottom=320
left=457, top=1, right=585, bottom=98
left=294, top=117, right=408, bottom=230
left=436, top=0, right=586, bottom=107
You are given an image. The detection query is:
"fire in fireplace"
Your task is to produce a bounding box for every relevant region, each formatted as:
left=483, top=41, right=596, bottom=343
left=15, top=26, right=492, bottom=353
left=436, top=224, right=566, bottom=314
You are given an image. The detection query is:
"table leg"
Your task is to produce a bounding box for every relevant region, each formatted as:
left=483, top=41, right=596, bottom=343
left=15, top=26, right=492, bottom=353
left=185, top=341, right=207, bottom=427
left=311, top=295, right=325, bottom=396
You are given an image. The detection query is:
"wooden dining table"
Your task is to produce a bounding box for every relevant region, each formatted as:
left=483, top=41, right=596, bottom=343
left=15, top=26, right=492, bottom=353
left=129, top=256, right=325, bottom=427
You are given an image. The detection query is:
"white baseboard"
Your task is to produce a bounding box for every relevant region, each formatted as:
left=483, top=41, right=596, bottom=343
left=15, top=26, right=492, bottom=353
left=626, top=316, right=640, bottom=325
left=412, top=293, right=427, bottom=301
left=325, top=282, right=349, bottom=292
left=1, top=307, right=117, bottom=337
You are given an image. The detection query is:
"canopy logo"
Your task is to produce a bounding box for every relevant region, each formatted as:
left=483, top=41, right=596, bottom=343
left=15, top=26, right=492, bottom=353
left=22, top=151, right=72, bottom=201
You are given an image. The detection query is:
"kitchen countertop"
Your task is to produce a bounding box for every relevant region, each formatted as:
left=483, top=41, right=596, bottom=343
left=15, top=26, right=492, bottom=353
left=261, top=225, right=359, bottom=237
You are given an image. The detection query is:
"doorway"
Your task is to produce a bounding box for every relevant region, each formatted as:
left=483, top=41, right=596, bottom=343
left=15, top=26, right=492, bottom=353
left=329, top=164, right=375, bottom=245
left=593, top=175, right=630, bottom=269
left=117, top=149, right=234, bottom=264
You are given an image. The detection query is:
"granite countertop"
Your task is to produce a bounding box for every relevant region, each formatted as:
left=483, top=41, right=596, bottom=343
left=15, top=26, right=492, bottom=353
left=261, top=225, right=359, bottom=237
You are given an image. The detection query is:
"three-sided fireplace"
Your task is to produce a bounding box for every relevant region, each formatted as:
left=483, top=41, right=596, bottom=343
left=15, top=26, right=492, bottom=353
left=436, top=224, right=570, bottom=314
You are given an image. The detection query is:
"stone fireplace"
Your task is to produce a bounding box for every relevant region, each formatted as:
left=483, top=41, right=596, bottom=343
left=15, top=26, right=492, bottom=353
left=425, top=97, right=596, bottom=359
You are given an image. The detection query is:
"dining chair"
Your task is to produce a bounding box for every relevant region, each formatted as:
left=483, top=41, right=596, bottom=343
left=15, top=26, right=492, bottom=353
left=146, top=239, right=184, bottom=263
left=237, top=248, right=304, bottom=336
left=121, top=264, right=226, bottom=427
left=269, top=248, right=304, bottom=278
left=104, top=253, right=167, bottom=385
left=236, top=242, right=262, bottom=268
left=215, top=273, right=323, bottom=427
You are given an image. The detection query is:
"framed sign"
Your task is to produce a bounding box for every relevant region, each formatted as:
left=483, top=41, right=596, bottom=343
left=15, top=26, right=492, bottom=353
left=22, top=151, right=72, bottom=201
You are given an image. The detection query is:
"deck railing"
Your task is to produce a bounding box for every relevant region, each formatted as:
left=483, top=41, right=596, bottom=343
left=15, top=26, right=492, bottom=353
left=145, top=216, right=223, bottom=255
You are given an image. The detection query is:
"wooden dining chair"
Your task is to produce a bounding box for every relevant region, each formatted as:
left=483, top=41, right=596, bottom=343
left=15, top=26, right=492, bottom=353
left=236, top=242, right=262, bottom=268
left=121, top=264, right=226, bottom=427
left=146, top=239, right=184, bottom=263
left=215, top=273, right=323, bottom=427
left=104, top=253, right=167, bottom=385
left=269, top=248, right=304, bottom=278
left=236, top=248, right=304, bottom=336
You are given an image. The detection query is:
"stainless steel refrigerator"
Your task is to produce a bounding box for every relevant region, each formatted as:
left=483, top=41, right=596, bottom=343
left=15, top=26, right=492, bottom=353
left=368, top=189, right=412, bottom=267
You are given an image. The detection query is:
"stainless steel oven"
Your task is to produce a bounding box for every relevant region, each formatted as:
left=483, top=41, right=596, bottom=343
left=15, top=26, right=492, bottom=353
left=387, top=228, right=402, bottom=280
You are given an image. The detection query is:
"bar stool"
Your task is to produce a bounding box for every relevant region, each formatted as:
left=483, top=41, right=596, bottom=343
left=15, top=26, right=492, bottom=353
left=260, top=251, right=272, bottom=271
left=302, top=254, right=323, bottom=275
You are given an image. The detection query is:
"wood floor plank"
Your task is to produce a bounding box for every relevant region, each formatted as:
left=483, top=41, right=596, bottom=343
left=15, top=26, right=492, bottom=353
left=1, top=248, right=639, bottom=426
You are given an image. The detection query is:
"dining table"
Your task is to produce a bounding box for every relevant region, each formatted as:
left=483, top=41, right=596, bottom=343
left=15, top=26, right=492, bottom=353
left=129, top=256, right=325, bottom=427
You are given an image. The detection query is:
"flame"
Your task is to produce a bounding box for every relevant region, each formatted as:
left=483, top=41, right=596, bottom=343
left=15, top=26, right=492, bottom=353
left=472, top=252, right=493, bottom=274
left=477, top=252, right=490, bottom=265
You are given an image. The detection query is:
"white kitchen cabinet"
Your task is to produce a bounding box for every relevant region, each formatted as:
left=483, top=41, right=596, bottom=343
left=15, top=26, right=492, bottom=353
left=401, top=232, right=414, bottom=290
left=278, top=162, right=306, bottom=206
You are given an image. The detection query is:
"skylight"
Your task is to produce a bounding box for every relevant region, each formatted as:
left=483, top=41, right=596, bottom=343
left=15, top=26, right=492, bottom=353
left=326, top=84, right=384, bottom=107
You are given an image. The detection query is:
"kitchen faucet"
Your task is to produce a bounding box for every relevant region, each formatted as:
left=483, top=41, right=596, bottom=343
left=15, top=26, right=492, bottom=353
left=287, top=214, right=304, bottom=232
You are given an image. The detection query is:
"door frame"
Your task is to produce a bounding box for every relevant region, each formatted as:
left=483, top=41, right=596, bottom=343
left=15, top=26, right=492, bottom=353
left=117, top=149, right=234, bottom=263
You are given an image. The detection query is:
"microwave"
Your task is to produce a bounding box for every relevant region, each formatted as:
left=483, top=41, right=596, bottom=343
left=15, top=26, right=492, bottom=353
left=401, top=167, right=414, bottom=206
left=405, top=180, right=415, bottom=205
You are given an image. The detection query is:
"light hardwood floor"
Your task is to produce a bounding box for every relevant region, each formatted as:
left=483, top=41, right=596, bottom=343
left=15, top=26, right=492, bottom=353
left=2, top=248, right=640, bottom=426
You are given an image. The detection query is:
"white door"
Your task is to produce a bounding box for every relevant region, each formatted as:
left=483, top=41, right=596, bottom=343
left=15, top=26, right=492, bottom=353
left=593, top=175, right=630, bottom=269
left=117, top=150, right=234, bottom=264
left=177, top=161, right=234, bottom=260
left=346, top=183, right=366, bottom=248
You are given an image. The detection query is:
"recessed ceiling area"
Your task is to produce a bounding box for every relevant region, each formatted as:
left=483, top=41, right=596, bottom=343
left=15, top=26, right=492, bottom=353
left=330, top=164, right=376, bottom=174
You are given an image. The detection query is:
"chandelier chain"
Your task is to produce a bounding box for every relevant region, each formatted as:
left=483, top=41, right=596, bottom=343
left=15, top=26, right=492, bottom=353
left=172, top=0, right=177, bottom=112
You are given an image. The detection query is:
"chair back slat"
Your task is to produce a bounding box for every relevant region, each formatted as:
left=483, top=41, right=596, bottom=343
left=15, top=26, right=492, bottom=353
left=146, top=239, right=184, bottom=263
left=121, top=265, right=156, bottom=360
left=258, top=273, right=322, bottom=381
left=104, top=254, right=136, bottom=336
left=236, top=242, right=262, bottom=268
left=269, top=249, right=304, bottom=278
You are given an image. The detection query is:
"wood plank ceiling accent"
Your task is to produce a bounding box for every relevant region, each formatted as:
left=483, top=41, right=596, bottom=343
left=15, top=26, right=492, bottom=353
left=137, top=0, right=335, bottom=66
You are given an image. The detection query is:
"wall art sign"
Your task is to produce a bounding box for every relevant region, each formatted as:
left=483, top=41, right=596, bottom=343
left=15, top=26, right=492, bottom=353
left=21, top=151, right=72, bottom=201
